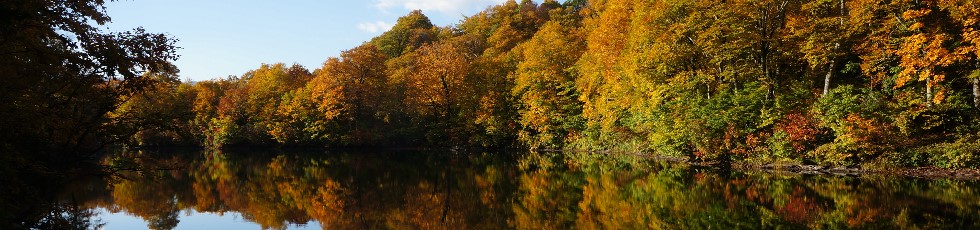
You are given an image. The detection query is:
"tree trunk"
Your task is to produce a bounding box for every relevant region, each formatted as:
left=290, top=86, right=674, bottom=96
left=972, top=78, right=979, bottom=108
left=926, top=76, right=933, bottom=107
left=823, top=59, right=835, bottom=98
left=440, top=74, right=454, bottom=142
left=824, top=0, right=844, bottom=98
left=706, top=84, right=711, bottom=99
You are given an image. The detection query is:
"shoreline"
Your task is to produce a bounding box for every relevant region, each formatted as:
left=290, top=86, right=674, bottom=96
left=582, top=150, right=980, bottom=180
left=120, top=147, right=980, bottom=180
left=531, top=149, right=980, bottom=180
left=734, top=163, right=980, bottom=180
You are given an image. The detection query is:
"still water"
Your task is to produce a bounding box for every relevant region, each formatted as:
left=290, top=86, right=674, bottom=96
left=40, top=149, right=980, bottom=229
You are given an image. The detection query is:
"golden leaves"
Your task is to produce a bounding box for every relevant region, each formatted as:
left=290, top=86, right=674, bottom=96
left=902, top=9, right=932, bottom=22
left=513, top=19, right=586, bottom=147
left=895, top=31, right=958, bottom=99
left=403, top=41, right=472, bottom=117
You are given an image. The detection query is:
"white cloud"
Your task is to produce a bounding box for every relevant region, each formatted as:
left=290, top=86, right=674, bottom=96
left=357, top=21, right=394, bottom=33
left=374, top=0, right=509, bottom=14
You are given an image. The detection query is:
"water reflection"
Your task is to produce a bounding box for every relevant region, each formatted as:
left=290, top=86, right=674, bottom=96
left=95, top=149, right=518, bottom=229
left=20, top=150, right=980, bottom=229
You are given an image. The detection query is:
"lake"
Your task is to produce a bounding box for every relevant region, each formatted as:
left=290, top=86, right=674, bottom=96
left=18, top=149, right=980, bottom=229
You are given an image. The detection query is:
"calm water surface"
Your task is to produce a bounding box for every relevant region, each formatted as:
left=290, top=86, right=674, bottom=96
left=34, top=149, right=980, bottom=229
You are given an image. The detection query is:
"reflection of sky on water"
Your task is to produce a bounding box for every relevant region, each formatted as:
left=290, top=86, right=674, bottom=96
left=59, top=150, right=980, bottom=229
left=96, top=208, right=320, bottom=230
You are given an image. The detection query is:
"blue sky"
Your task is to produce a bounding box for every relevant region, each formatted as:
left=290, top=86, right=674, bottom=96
left=103, top=0, right=509, bottom=81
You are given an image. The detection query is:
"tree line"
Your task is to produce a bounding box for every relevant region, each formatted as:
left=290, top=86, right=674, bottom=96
left=5, top=0, right=980, bottom=169
left=128, top=0, right=980, bottom=168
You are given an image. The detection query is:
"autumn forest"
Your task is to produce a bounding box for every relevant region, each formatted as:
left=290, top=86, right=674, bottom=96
left=6, top=0, right=980, bottom=183
left=5, top=0, right=980, bottom=228
left=107, top=0, right=980, bottom=168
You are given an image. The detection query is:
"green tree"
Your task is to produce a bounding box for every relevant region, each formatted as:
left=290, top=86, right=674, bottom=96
left=512, top=8, right=586, bottom=148
left=372, top=10, right=437, bottom=58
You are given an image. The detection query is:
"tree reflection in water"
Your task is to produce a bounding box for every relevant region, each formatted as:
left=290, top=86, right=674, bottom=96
left=11, top=149, right=980, bottom=229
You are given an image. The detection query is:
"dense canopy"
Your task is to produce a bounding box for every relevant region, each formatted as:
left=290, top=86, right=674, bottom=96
left=5, top=0, right=980, bottom=171
left=121, top=0, right=980, bottom=169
